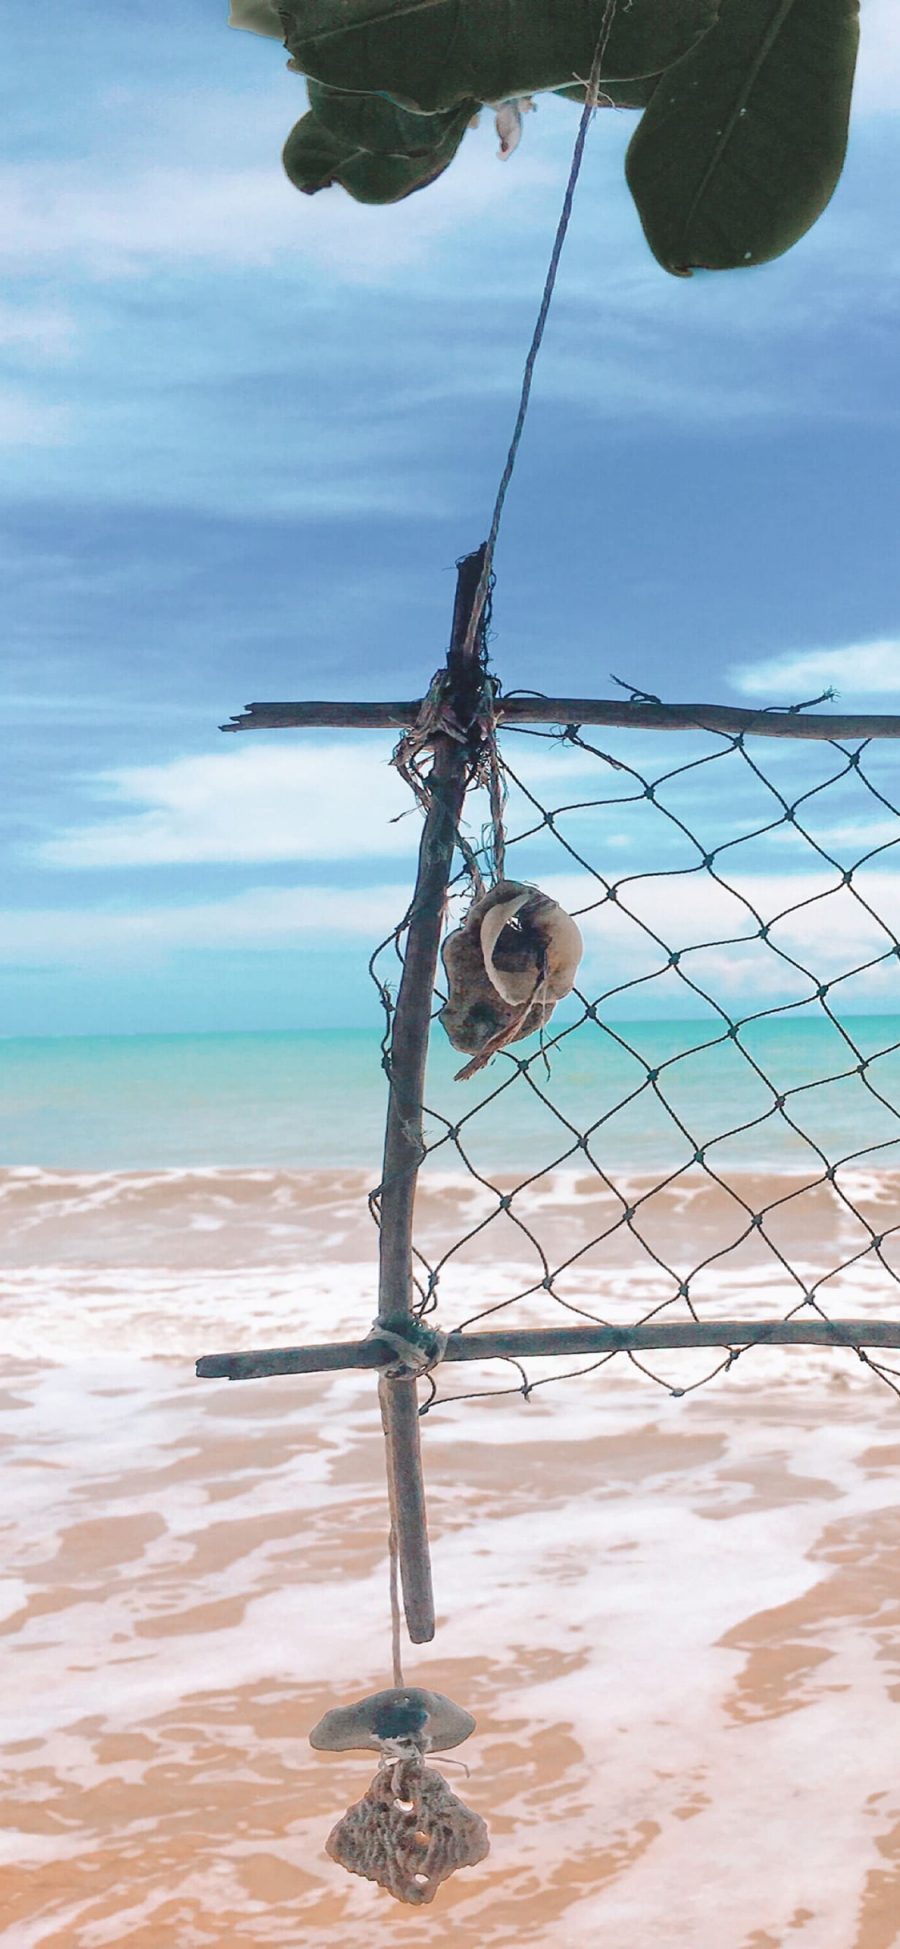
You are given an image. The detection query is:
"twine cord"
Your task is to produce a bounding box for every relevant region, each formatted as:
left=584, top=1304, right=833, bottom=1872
left=370, top=1318, right=449, bottom=1376
left=460, top=0, right=621, bottom=668
left=390, top=4, right=617, bottom=898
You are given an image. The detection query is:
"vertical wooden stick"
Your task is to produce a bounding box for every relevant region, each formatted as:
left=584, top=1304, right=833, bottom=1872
left=376, top=545, right=486, bottom=1644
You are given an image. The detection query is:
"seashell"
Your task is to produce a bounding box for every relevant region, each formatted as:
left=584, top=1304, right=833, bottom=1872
left=480, top=884, right=582, bottom=1006
left=439, top=881, right=582, bottom=1076
left=309, top=1687, right=475, bottom=1755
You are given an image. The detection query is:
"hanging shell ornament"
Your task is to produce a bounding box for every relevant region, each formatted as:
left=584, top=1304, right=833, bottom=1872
left=325, top=1754, right=489, bottom=1905
left=310, top=1686, right=489, bottom=1905
left=439, top=879, right=583, bottom=1079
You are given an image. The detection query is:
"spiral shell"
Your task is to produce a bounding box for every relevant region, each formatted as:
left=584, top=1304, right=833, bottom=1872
left=439, top=880, right=582, bottom=1077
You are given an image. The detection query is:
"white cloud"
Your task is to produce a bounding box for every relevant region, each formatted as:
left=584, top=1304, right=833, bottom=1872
left=546, top=866, right=900, bottom=1002
left=730, top=639, right=900, bottom=702
left=0, top=301, right=75, bottom=359
left=768, top=818, right=900, bottom=854
left=0, top=883, right=408, bottom=965
left=0, top=138, right=555, bottom=281
left=549, top=864, right=900, bottom=942
left=36, top=737, right=624, bottom=872
left=0, top=162, right=311, bottom=276
left=3, top=869, right=899, bottom=1005
left=38, top=742, right=422, bottom=869
left=0, top=390, right=69, bottom=448
left=856, top=0, right=900, bottom=111
left=35, top=730, right=900, bottom=884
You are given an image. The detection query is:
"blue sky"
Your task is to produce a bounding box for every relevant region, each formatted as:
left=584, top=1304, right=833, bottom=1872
left=2, top=0, right=900, bottom=1034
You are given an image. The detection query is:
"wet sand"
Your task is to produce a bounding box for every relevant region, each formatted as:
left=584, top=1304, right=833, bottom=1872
left=2, top=1170, right=900, bottom=1945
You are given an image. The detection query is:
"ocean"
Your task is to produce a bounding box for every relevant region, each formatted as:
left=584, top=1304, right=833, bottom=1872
left=3, top=1016, right=900, bottom=1171
left=2, top=1023, right=900, bottom=1946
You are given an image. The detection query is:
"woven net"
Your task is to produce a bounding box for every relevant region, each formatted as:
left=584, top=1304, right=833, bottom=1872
left=370, top=704, right=900, bottom=1407
left=326, top=1753, right=490, bottom=1904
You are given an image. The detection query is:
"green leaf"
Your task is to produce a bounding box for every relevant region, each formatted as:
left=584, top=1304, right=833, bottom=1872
left=280, top=0, right=719, bottom=114
left=282, top=104, right=469, bottom=202
left=307, top=79, right=476, bottom=156
left=625, top=0, right=860, bottom=274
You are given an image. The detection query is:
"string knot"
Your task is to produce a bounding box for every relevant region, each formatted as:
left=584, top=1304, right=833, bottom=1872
left=370, top=1315, right=448, bottom=1378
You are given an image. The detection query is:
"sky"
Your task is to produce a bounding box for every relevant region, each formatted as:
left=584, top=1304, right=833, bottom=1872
left=2, top=0, right=900, bottom=1035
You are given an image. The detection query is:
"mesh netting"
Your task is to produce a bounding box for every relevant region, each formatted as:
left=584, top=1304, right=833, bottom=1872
left=370, top=706, right=900, bottom=1407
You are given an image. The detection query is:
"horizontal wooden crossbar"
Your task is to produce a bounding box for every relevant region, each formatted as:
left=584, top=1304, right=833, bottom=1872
left=221, top=698, right=900, bottom=741
left=196, top=1318, right=900, bottom=1382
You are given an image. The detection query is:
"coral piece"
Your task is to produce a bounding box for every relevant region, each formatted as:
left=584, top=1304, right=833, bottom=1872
left=326, top=1755, right=490, bottom=1905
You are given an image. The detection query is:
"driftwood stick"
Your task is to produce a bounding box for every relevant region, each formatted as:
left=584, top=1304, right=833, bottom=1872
left=196, top=1318, right=900, bottom=1382
left=221, top=698, right=900, bottom=742
left=372, top=545, right=487, bottom=1644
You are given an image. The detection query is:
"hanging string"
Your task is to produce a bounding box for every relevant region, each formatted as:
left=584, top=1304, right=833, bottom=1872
left=393, top=12, right=618, bottom=900
left=460, top=0, right=621, bottom=668
left=486, top=740, right=507, bottom=881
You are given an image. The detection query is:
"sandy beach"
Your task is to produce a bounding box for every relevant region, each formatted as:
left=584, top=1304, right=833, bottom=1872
left=2, top=1167, right=900, bottom=1946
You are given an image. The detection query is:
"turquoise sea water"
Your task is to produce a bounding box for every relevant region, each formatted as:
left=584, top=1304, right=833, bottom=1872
left=2, top=1019, right=900, bottom=1174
